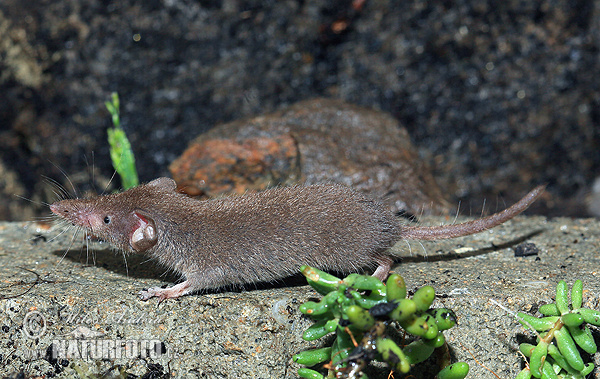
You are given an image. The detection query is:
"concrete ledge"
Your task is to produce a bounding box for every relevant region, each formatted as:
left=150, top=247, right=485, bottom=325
left=0, top=215, right=599, bottom=378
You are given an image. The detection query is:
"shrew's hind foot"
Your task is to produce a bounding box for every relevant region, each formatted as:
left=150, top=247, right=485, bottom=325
left=371, top=255, right=393, bottom=281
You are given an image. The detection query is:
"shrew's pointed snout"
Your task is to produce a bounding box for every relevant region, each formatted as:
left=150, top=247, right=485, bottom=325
left=50, top=200, right=72, bottom=217
left=49, top=199, right=91, bottom=229
left=49, top=203, right=61, bottom=215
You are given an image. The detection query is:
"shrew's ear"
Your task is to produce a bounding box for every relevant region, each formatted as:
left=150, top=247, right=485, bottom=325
left=130, top=210, right=158, bottom=252
left=146, top=177, right=177, bottom=192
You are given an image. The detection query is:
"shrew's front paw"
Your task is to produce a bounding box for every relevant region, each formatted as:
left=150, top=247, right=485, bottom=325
left=139, top=287, right=166, bottom=301
left=139, top=281, right=191, bottom=302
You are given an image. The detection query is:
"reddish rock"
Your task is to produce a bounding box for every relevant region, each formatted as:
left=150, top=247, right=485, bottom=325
left=170, top=98, right=450, bottom=215
left=172, top=135, right=299, bottom=197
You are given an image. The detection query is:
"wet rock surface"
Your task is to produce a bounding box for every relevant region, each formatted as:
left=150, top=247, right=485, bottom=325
left=170, top=98, right=449, bottom=214
left=1, top=215, right=599, bottom=378
left=1, top=1, right=600, bottom=220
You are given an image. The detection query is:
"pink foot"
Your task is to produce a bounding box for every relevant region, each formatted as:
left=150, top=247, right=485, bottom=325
left=371, top=255, right=393, bottom=281
left=139, top=281, right=191, bottom=302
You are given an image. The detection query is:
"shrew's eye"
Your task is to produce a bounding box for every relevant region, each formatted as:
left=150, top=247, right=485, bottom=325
left=103, top=216, right=111, bottom=224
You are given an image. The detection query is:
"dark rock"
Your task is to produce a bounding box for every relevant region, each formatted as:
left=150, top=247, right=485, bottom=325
left=170, top=98, right=450, bottom=214
left=513, top=242, right=540, bottom=257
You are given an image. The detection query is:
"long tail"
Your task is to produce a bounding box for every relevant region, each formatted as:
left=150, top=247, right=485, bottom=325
left=401, top=185, right=545, bottom=240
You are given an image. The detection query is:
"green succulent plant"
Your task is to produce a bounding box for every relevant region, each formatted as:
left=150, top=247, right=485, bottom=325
left=293, top=266, right=469, bottom=379
left=516, top=280, right=599, bottom=379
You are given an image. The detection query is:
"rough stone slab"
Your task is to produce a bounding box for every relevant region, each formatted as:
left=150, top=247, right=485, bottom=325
left=1, top=216, right=599, bottom=378
left=169, top=98, right=450, bottom=215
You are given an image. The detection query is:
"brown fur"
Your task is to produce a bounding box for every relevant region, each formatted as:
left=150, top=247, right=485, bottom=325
left=50, top=177, right=544, bottom=301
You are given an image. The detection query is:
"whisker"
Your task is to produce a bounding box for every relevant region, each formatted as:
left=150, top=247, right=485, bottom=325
left=103, top=169, right=119, bottom=196
left=14, top=194, right=51, bottom=207
left=83, top=153, right=98, bottom=198
left=84, top=231, right=91, bottom=266
left=48, top=160, right=79, bottom=198
left=42, top=176, right=73, bottom=205
left=452, top=200, right=461, bottom=225
left=91, top=239, right=96, bottom=267
left=55, top=226, right=81, bottom=268
left=140, top=256, right=155, bottom=265
left=25, top=215, right=56, bottom=223
left=122, top=251, right=129, bottom=277
left=49, top=189, right=62, bottom=201
left=47, top=222, right=75, bottom=243
left=480, top=198, right=486, bottom=218
left=403, top=239, right=413, bottom=256
left=91, top=152, right=96, bottom=190
left=417, top=240, right=427, bottom=259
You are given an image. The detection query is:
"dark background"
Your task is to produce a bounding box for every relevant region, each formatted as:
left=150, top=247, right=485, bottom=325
left=1, top=0, right=599, bottom=220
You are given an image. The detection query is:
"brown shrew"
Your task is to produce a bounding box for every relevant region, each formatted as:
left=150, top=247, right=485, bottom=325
left=50, top=178, right=544, bottom=301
